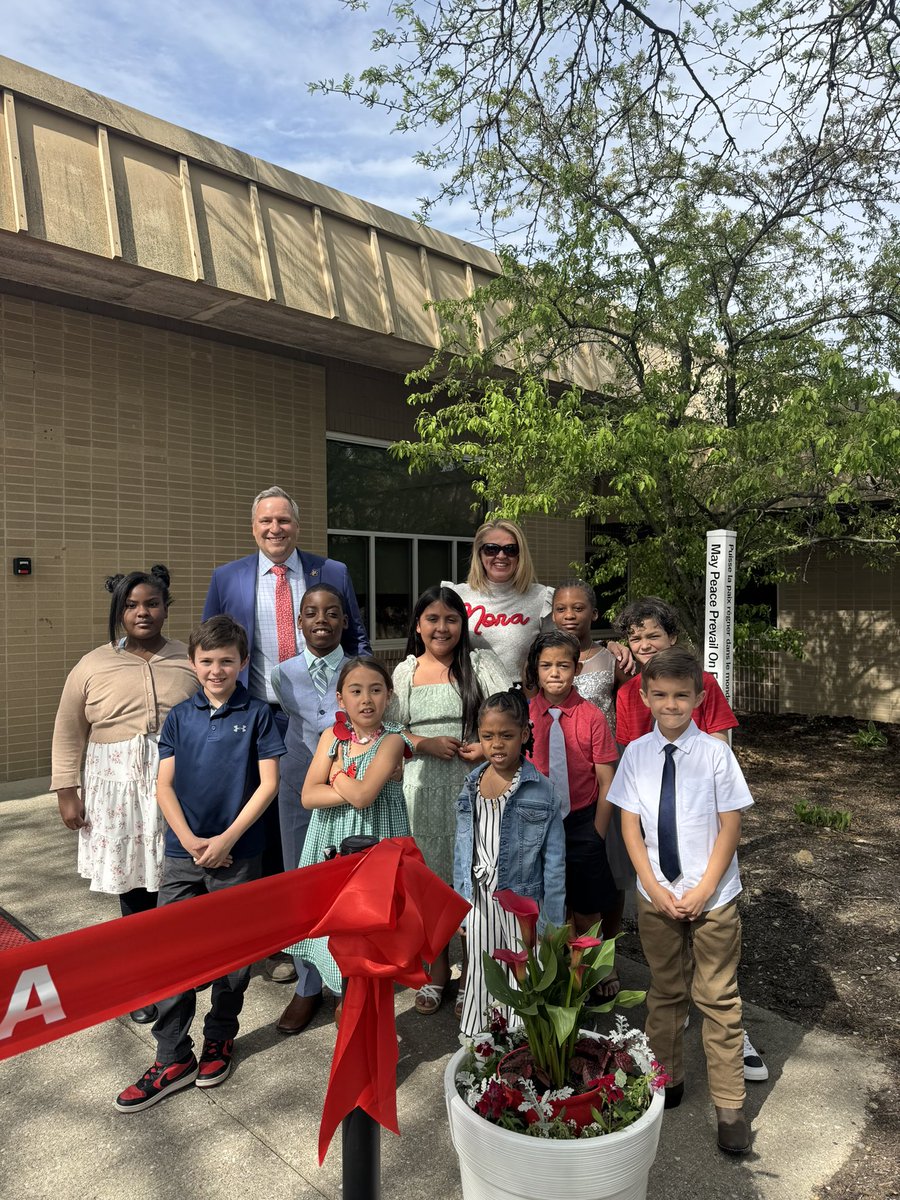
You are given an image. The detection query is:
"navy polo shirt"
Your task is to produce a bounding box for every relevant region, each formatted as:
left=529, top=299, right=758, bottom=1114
left=158, top=681, right=286, bottom=859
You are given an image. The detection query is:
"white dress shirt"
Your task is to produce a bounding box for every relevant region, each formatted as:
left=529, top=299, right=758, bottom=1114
left=608, top=721, right=753, bottom=911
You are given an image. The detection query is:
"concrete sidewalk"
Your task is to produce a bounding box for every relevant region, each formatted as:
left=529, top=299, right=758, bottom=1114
left=0, top=790, right=879, bottom=1200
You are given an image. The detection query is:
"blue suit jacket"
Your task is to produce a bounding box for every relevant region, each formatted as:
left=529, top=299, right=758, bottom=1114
left=202, top=551, right=371, bottom=685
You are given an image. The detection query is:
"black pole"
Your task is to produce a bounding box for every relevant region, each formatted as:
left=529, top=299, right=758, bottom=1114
left=338, top=835, right=382, bottom=1200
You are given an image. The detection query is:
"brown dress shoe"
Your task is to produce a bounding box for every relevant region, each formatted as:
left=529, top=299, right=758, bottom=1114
left=276, top=991, right=323, bottom=1035
left=716, top=1106, right=751, bottom=1154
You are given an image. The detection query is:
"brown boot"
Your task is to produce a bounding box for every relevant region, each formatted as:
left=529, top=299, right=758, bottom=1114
left=715, top=1106, right=751, bottom=1154
left=275, top=991, right=322, bottom=1035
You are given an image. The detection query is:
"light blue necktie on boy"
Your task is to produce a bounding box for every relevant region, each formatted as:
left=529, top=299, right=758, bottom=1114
left=548, top=707, right=571, bottom=819
left=310, top=657, right=329, bottom=699
left=658, top=743, right=681, bottom=882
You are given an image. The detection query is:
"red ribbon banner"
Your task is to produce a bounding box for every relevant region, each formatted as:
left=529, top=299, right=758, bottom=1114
left=0, top=837, right=469, bottom=1162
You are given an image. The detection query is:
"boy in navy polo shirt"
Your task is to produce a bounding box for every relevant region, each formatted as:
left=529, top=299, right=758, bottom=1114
left=115, top=615, right=285, bottom=1113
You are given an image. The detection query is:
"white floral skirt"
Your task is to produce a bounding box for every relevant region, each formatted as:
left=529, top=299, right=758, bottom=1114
left=77, top=733, right=164, bottom=894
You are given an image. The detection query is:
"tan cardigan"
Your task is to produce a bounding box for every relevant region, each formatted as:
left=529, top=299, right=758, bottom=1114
left=50, top=640, right=198, bottom=790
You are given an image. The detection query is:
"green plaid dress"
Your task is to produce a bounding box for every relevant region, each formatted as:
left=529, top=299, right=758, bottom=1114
left=283, top=722, right=411, bottom=994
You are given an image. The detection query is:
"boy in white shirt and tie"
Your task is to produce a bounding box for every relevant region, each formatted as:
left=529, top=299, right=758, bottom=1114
left=608, top=646, right=754, bottom=1155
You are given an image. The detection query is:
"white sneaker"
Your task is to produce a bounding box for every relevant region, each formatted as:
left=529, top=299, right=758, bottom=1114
left=743, top=1030, right=768, bottom=1081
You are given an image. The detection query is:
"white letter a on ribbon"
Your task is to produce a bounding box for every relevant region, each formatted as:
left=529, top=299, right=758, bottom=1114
left=0, top=966, right=66, bottom=1039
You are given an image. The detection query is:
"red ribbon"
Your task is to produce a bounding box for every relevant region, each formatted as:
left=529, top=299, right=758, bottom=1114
left=0, top=838, right=468, bottom=1163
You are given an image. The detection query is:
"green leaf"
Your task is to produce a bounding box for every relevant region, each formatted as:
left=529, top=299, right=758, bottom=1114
left=544, top=1003, right=580, bottom=1046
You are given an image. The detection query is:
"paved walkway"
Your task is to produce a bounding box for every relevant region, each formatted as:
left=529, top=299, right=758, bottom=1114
left=0, top=788, right=879, bottom=1200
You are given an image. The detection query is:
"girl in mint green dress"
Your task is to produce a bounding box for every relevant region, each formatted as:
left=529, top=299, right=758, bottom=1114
left=284, top=657, right=410, bottom=995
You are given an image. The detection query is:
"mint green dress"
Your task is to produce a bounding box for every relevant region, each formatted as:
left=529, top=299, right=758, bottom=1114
left=388, top=651, right=512, bottom=885
left=283, top=722, right=410, bottom=994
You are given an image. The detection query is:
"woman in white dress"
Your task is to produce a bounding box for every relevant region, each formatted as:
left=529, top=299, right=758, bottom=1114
left=51, top=565, right=197, bottom=1022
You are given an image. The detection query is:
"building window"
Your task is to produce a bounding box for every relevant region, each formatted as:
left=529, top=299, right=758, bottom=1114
left=327, top=436, right=478, bottom=646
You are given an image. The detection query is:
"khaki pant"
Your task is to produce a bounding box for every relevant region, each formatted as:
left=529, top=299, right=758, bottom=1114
left=637, top=895, right=745, bottom=1107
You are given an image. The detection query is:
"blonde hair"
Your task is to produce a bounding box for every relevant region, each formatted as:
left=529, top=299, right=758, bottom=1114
left=466, top=520, right=537, bottom=594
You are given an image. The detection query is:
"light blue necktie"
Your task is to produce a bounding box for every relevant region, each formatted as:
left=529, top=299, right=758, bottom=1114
left=548, top=707, right=571, bottom=819
left=658, top=744, right=681, bottom=882
left=310, top=658, right=329, bottom=699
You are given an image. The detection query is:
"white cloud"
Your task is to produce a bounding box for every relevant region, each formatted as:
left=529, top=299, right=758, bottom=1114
left=0, top=0, right=485, bottom=241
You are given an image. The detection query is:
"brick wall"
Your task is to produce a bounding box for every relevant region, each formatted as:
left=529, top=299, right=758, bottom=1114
left=522, top=514, right=588, bottom=590
left=0, top=294, right=327, bottom=781
left=779, top=549, right=898, bottom=723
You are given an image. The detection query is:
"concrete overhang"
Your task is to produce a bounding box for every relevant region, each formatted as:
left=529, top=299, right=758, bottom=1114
left=0, top=56, right=505, bottom=375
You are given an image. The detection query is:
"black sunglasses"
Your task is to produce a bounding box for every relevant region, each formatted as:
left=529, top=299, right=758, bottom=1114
left=481, top=542, right=520, bottom=558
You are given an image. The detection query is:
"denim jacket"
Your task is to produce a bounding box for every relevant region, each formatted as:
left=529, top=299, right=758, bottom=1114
left=454, top=759, right=566, bottom=929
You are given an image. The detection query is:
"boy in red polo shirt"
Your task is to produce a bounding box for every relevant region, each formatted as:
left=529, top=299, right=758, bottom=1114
left=525, top=631, right=619, bottom=957
left=613, top=597, right=738, bottom=749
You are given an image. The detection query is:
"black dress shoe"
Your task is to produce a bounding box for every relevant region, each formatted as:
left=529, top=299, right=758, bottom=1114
left=276, top=991, right=323, bottom=1035
left=129, top=1006, right=157, bottom=1024
left=716, top=1106, right=751, bottom=1154
left=664, top=1081, right=684, bottom=1109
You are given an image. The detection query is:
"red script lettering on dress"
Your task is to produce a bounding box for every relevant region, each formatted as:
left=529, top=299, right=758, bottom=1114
left=465, top=603, right=530, bottom=635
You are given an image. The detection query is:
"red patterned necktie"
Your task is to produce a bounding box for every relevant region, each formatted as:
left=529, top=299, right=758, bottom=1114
left=270, top=564, right=296, bottom=661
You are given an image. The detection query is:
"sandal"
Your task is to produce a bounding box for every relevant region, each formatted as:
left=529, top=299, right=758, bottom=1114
left=592, top=970, right=621, bottom=1001
left=414, top=982, right=445, bottom=1015
left=454, top=988, right=466, bottom=1020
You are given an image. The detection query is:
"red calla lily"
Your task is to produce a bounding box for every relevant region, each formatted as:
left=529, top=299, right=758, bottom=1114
left=568, top=934, right=603, bottom=969
left=494, top=890, right=539, bottom=950
left=492, top=947, right=529, bottom=983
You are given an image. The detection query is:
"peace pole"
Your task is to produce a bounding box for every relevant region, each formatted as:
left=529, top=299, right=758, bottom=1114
left=703, top=530, right=737, bottom=732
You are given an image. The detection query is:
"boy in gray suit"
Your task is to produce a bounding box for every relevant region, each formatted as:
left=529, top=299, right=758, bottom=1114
left=270, top=584, right=348, bottom=1033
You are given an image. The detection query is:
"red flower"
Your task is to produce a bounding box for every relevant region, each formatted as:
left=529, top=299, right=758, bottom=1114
left=568, top=934, right=603, bottom=968
left=591, top=1073, right=624, bottom=1103
left=494, top=890, right=539, bottom=950
left=492, top=947, right=529, bottom=983
left=475, top=1079, right=523, bottom=1121
left=488, top=1009, right=508, bottom=1036
left=333, top=711, right=352, bottom=741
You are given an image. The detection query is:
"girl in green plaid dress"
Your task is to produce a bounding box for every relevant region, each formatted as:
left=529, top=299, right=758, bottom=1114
left=284, top=657, right=410, bottom=995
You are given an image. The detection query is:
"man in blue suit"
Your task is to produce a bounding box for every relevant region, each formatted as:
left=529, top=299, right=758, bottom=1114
left=202, top=486, right=370, bottom=980
left=202, top=485, right=369, bottom=689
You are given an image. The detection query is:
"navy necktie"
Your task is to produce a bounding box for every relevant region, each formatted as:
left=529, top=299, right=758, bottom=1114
left=658, top=744, right=681, bottom=882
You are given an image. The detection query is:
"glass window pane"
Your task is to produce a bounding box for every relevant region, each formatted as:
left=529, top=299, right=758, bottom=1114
left=328, top=534, right=370, bottom=639
left=375, top=537, right=412, bottom=641
left=327, top=439, right=481, bottom=535
left=417, top=539, right=452, bottom=596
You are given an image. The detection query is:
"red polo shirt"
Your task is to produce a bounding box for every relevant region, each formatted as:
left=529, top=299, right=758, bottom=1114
left=615, top=670, right=738, bottom=747
left=529, top=689, right=618, bottom=812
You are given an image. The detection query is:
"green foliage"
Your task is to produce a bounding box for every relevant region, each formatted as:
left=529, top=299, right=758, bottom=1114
left=794, top=801, right=852, bottom=832
left=851, top=722, right=889, bottom=750
left=396, top=361, right=899, bottom=642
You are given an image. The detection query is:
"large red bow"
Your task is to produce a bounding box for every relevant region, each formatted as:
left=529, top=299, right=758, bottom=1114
left=0, top=838, right=468, bottom=1162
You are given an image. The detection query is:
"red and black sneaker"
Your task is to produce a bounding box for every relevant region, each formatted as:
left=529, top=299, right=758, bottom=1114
left=196, top=1038, right=234, bottom=1088
left=115, top=1054, right=199, bottom=1113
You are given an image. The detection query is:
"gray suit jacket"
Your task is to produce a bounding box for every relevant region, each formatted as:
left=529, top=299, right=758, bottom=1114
left=270, top=653, right=347, bottom=794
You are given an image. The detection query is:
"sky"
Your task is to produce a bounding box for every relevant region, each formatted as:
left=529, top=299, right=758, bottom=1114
left=0, top=0, right=481, bottom=244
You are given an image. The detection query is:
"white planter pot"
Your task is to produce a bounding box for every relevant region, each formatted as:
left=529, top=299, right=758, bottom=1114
left=444, top=1048, right=665, bottom=1200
